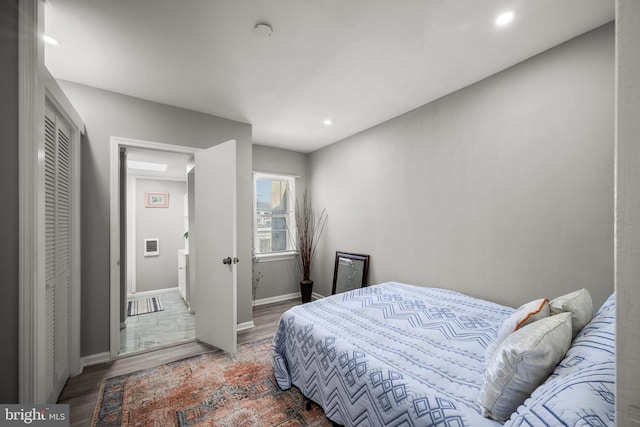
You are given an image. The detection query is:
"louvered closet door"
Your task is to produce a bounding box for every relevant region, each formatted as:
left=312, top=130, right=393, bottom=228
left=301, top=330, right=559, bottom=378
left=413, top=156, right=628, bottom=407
left=44, top=104, right=72, bottom=402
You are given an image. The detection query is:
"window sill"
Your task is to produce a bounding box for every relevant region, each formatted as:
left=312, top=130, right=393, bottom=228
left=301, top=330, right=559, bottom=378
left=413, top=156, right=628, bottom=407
left=254, top=251, right=297, bottom=263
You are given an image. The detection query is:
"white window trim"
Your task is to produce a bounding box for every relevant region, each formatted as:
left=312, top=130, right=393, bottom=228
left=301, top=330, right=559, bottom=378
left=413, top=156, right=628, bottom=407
left=253, top=172, right=297, bottom=259
left=255, top=251, right=297, bottom=262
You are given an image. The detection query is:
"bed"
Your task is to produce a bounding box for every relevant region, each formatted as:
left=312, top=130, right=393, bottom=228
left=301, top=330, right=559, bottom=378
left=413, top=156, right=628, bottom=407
left=272, top=282, right=615, bottom=426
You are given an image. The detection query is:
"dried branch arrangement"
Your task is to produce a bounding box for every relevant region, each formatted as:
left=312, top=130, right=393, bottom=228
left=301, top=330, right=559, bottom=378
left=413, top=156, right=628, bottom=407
left=294, top=190, right=328, bottom=281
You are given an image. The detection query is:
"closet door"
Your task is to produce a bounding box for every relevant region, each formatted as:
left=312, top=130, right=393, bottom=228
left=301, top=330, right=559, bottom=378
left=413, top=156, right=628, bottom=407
left=44, top=104, right=72, bottom=402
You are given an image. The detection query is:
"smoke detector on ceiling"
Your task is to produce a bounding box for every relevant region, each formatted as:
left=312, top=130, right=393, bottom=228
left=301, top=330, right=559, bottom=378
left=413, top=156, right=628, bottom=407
left=254, top=23, right=273, bottom=37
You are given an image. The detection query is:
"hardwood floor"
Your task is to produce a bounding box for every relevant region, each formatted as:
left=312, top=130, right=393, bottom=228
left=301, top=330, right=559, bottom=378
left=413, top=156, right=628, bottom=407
left=58, top=298, right=300, bottom=426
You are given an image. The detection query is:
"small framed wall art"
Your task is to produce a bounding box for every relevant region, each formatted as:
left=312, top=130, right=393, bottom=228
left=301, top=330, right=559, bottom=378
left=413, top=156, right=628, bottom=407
left=145, top=192, right=169, bottom=208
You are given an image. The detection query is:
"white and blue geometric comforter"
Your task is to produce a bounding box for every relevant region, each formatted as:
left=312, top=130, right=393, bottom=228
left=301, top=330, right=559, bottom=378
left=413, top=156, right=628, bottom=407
left=273, top=282, right=513, bottom=427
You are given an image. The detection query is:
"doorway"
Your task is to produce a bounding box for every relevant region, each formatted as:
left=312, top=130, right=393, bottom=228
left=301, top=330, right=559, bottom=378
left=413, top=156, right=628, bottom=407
left=119, top=147, right=195, bottom=355
left=110, top=138, right=200, bottom=358
left=110, top=137, right=240, bottom=359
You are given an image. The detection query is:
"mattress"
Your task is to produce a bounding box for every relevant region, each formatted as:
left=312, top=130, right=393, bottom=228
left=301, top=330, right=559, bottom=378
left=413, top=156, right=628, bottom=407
left=272, top=282, right=513, bottom=426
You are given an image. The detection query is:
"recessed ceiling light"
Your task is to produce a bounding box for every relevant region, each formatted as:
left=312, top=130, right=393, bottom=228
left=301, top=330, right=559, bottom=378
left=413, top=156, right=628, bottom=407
left=43, top=34, right=59, bottom=46
left=127, top=160, right=168, bottom=172
left=323, top=119, right=332, bottom=126
left=495, top=11, right=515, bottom=26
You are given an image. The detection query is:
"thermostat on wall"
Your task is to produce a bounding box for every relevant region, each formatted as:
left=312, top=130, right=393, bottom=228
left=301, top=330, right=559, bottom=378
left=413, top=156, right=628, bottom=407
left=144, top=238, right=160, bottom=256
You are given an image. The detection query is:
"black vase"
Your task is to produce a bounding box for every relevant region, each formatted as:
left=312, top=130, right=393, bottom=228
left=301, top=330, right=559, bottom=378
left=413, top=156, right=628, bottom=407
left=300, top=280, right=313, bottom=303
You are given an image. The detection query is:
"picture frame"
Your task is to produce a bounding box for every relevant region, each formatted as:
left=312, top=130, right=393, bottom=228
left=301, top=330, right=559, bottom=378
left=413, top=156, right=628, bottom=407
left=145, top=192, right=169, bottom=208
left=331, top=251, right=370, bottom=295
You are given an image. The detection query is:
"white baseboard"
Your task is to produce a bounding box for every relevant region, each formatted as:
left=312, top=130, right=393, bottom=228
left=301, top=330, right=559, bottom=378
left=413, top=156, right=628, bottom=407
left=253, top=292, right=300, bottom=306
left=128, top=287, right=179, bottom=298
left=253, top=291, right=326, bottom=307
left=80, top=352, right=110, bottom=369
left=237, top=321, right=255, bottom=331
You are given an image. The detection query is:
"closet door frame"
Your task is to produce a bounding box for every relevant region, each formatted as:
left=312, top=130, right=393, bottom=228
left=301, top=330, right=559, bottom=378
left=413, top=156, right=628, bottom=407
left=19, top=0, right=84, bottom=403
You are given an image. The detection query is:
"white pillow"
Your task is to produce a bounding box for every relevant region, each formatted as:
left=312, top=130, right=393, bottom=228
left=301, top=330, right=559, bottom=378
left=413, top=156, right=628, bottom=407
left=479, top=312, right=572, bottom=421
left=549, top=288, right=593, bottom=338
left=485, top=298, right=550, bottom=363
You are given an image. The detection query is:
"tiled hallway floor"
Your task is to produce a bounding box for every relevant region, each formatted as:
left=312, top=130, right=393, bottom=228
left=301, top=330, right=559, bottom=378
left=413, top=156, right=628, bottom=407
left=120, top=289, right=195, bottom=355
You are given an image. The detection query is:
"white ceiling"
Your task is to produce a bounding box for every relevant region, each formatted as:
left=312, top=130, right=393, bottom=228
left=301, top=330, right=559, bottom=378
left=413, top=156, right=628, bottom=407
left=44, top=0, right=614, bottom=153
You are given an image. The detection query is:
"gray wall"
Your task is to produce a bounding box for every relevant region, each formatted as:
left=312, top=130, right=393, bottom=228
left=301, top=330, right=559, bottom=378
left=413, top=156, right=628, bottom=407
left=57, top=80, right=253, bottom=357
left=309, top=23, right=615, bottom=310
left=0, top=0, right=19, bottom=403
left=135, top=179, right=187, bottom=293
left=616, top=0, right=640, bottom=424
left=251, top=144, right=309, bottom=299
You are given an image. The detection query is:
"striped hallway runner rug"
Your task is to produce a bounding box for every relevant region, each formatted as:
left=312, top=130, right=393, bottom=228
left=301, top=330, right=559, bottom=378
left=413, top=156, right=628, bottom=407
left=127, top=296, right=164, bottom=316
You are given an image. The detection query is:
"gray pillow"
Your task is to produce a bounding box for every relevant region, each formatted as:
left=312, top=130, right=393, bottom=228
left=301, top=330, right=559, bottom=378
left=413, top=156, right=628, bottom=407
left=479, top=312, right=572, bottom=421
left=549, top=288, right=593, bottom=338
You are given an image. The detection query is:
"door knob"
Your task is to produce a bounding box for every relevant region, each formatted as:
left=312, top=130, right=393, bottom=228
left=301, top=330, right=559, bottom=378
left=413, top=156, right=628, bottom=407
left=222, top=257, right=232, bottom=265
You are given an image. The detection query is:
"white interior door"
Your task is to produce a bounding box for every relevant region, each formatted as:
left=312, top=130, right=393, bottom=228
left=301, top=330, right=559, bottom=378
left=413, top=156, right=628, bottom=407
left=194, top=140, right=237, bottom=354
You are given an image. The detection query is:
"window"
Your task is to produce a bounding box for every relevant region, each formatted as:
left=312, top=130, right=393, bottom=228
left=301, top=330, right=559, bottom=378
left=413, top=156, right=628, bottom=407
left=253, top=173, right=296, bottom=258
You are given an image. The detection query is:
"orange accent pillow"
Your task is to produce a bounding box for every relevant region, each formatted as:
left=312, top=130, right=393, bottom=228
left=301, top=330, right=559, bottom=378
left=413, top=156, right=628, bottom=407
left=514, top=298, right=549, bottom=331
left=485, top=298, right=551, bottom=364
